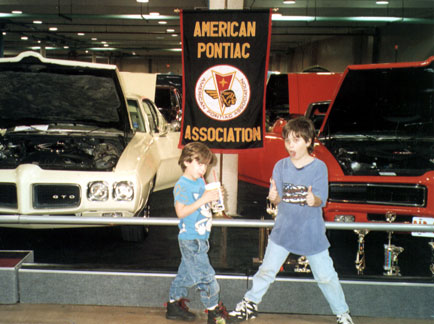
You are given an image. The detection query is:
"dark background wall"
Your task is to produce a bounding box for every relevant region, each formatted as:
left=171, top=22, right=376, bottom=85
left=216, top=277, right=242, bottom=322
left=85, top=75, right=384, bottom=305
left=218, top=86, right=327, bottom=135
left=113, top=22, right=433, bottom=74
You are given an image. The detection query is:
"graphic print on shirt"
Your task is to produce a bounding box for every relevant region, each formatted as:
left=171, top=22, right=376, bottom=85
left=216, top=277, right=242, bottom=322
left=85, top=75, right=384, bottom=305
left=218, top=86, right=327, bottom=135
left=282, top=183, right=308, bottom=205
left=195, top=192, right=213, bottom=235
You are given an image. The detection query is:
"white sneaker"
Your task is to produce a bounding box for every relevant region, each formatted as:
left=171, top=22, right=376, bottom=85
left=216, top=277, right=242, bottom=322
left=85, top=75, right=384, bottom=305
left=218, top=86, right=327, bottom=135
left=228, top=297, right=258, bottom=321
left=337, top=312, right=354, bottom=324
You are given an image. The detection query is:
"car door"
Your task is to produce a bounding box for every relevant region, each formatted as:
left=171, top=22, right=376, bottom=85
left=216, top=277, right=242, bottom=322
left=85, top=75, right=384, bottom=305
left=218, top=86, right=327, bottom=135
left=141, top=98, right=182, bottom=191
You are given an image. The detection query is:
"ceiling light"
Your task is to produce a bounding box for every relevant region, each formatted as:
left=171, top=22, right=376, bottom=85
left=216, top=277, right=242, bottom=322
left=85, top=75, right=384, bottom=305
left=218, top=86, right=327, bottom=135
left=351, top=16, right=399, bottom=22
left=136, top=0, right=149, bottom=2
left=166, top=28, right=175, bottom=33
left=77, top=32, right=85, bottom=36
left=2, top=32, right=6, bottom=35
left=104, top=44, right=109, bottom=47
left=158, top=21, right=167, bottom=24
left=21, top=36, right=28, bottom=40
left=283, top=1, right=296, bottom=4
left=33, top=20, right=43, bottom=24
left=30, top=46, right=56, bottom=50
left=89, top=47, right=116, bottom=51
left=12, top=10, right=22, bottom=14
left=49, top=27, right=58, bottom=31
left=149, top=12, right=160, bottom=16
left=376, top=1, right=389, bottom=4
left=171, top=34, right=178, bottom=37
left=91, top=37, right=97, bottom=41
left=64, top=46, right=69, bottom=49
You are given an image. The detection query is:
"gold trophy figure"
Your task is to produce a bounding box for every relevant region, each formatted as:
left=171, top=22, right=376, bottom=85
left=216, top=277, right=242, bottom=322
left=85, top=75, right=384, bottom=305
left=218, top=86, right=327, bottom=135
left=354, top=229, right=369, bottom=275
left=429, top=241, right=434, bottom=275
left=294, top=255, right=311, bottom=273
left=383, top=212, right=404, bottom=276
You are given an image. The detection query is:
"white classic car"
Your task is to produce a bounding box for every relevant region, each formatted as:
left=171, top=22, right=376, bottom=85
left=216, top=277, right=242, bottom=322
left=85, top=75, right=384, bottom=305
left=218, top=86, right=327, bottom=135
left=0, top=51, right=181, bottom=238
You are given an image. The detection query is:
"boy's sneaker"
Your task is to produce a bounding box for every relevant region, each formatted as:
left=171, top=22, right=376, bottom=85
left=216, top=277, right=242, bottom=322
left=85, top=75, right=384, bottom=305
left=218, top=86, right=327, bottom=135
left=207, top=302, right=236, bottom=324
left=166, top=299, right=196, bottom=322
left=228, top=297, right=258, bottom=321
left=337, top=312, right=355, bottom=324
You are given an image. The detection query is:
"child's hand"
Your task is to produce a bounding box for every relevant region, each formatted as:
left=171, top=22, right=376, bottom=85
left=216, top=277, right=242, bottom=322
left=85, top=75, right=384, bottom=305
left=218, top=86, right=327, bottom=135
left=306, top=186, right=315, bottom=206
left=268, top=178, right=279, bottom=202
left=202, top=188, right=220, bottom=204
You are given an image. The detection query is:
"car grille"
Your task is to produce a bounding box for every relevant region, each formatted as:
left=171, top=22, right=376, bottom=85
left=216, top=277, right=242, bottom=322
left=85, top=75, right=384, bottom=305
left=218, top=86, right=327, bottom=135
left=33, top=184, right=81, bottom=209
left=0, top=183, right=18, bottom=208
left=329, top=183, right=426, bottom=207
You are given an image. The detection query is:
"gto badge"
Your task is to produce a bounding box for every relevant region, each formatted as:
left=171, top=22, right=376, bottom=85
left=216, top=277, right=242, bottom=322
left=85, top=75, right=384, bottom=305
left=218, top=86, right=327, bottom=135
left=52, top=194, right=76, bottom=200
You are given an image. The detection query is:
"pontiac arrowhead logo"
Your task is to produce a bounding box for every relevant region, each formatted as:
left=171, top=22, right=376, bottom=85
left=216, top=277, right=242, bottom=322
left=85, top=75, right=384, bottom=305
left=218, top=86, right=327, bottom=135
left=195, top=65, right=250, bottom=121
left=205, top=71, right=236, bottom=115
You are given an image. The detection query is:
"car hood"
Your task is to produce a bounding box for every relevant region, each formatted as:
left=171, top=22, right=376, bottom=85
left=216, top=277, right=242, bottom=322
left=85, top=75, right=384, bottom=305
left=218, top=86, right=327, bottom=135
left=319, top=57, right=434, bottom=176
left=0, top=51, right=131, bottom=133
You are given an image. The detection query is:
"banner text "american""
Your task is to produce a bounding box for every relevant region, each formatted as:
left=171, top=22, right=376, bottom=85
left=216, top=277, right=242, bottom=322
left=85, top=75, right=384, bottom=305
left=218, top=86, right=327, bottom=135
left=194, top=21, right=256, bottom=59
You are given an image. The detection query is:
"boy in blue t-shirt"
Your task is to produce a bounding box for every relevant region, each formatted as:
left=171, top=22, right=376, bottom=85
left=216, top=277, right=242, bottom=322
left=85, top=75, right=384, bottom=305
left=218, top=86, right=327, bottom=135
left=166, top=142, right=234, bottom=324
left=229, top=117, right=355, bottom=324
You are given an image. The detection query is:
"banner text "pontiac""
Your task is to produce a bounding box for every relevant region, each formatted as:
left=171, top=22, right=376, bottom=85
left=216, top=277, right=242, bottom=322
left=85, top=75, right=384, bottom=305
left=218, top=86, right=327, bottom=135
left=194, top=21, right=256, bottom=59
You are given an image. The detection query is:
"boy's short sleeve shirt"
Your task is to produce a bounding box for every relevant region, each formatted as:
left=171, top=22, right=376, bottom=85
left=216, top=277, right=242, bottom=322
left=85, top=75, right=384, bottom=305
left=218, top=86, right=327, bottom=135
left=269, top=157, right=330, bottom=256
left=173, top=176, right=212, bottom=240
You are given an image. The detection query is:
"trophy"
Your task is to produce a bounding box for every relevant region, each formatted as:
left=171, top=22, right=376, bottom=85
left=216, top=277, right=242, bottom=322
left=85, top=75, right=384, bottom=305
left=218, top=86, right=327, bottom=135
left=429, top=241, right=434, bottom=275
left=253, top=198, right=276, bottom=265
left=294, top=255, right=311, bottom=273
left=354, top=229, right=369, bottom=275
left=383, top=212, right=404, bottom=276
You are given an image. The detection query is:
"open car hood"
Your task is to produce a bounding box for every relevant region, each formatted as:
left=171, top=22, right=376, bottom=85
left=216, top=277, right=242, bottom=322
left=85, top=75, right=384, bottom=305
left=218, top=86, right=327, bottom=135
left=0, top=51, right=131, bottom=133
left=319, top=57, right=434, bottom=176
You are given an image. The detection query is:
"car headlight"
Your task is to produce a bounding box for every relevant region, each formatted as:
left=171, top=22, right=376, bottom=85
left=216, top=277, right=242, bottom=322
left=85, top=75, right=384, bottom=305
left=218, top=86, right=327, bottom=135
left=113, top=181, right=134, bottom=201
left=88, top=181, right=109, bottom=201
left=334, top=215, right=355, bottom=222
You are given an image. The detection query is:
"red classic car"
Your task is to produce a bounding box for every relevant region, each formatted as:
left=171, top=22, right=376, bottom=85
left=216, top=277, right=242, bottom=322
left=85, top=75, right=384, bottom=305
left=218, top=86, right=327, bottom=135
left=317, top=56, right=434, bottom=225
left=239, top=71, right=342, bottom=187
left=240, top=56, right=434, bottom=228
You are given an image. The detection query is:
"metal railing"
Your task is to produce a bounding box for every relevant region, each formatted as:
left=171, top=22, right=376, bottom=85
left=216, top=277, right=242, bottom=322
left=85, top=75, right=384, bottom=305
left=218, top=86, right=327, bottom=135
left=0, top=214, right=433, bottom=232
left=1, top=214, right=433, bottom=276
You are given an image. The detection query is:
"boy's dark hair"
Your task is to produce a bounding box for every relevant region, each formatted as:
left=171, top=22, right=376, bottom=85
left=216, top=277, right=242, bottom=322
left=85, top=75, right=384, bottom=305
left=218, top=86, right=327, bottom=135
left=282, top=116, right=316, bottom=154
left=178, top=142, right=214, bottom=172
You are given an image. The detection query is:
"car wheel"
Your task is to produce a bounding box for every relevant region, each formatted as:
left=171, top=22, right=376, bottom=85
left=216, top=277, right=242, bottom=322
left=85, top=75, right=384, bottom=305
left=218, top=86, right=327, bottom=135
left=120, top=224, right=149, bottom=242
left=120, top=178, right=155, bottom=242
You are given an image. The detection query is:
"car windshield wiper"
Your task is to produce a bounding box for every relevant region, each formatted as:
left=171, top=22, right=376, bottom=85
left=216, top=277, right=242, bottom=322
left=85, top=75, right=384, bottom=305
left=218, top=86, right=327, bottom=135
left=9, top=124, right=49, bottom=133
left=320, top=133, right=379, bottom=141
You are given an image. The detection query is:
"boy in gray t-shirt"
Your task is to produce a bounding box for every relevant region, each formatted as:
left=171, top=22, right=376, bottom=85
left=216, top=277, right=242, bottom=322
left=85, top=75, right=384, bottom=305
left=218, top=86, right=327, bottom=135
left=229, top=117, right=355, bottom=324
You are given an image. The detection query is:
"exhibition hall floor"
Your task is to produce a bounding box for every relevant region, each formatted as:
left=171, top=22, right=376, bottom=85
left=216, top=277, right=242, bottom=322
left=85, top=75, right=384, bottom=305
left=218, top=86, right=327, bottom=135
left=0, top=303, right=432, bottom=324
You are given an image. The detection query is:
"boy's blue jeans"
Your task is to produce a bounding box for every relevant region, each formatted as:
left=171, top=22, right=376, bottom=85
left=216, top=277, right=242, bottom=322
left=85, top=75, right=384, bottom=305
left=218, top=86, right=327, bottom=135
left=245, top=239, right=350, bottom=316
left=169, top=238, right=220, bottom=309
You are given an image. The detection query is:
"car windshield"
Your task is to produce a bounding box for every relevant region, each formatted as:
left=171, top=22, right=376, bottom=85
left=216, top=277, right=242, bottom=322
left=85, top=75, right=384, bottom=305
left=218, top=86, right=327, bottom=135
left=323, top=61, right=434, bottom=138
left=155, top=87, right=172, bottom=110
left=0, top=71, right=122, bottom=128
